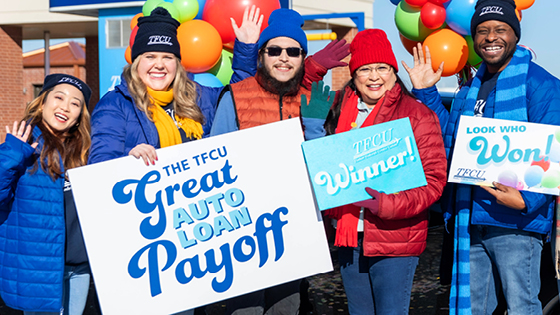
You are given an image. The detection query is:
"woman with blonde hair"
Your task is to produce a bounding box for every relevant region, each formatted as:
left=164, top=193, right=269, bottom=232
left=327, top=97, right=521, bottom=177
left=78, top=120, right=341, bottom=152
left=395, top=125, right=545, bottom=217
left=0, top=74, right=93, bottom=314
left=89, top=6, right=262, bottom=165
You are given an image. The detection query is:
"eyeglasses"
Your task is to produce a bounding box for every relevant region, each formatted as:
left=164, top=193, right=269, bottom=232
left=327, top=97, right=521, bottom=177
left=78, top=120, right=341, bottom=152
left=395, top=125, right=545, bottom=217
left=265, top=46, right=304, bottom=58
left=355, top=65, right=392, bottom=77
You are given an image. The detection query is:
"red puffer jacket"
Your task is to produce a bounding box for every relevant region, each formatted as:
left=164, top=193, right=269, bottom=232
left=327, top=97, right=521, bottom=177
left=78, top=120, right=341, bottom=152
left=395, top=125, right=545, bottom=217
left=305, top=56, right=447, bottom=256
left=351, top=83, right=447, bottom=256
left=322, top=84, right=447, bottom=257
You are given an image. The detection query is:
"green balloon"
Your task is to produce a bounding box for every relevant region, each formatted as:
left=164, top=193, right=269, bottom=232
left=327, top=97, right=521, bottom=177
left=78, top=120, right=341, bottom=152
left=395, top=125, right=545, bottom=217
left=465, top=35, right=482, bottom=69
left=208, top=49, right=234, bottom=86
left=155, top=2, right=181, bottom=22
left=142, top=0, right=161, bottom=16
left=555, top=129, right=560, bottom=143
left=541, top=169, right=560, bottom=189
left=394, top=1, right=433, bottom=41
left=173, top=0, right=199, bottom=23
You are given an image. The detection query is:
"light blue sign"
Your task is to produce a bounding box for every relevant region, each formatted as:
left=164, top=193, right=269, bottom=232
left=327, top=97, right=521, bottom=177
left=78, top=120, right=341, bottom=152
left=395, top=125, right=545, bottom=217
left=302, top=118, right=427, bottom=210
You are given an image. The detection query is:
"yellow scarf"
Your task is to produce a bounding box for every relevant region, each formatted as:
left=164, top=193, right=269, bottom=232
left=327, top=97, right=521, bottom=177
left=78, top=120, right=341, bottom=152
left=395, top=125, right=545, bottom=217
left=147, top=87, right=203, bottom=148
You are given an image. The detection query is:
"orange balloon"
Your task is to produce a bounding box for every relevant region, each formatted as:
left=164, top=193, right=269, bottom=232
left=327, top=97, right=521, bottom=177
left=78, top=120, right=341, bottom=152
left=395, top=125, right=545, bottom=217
left=125, top=46, right=132, bottom=64
left=516, top=9, right=522, bottom=21
left=130, top=13, right=143, bottom=30
left=399, top=33, right=420, bottom=56
left=423, top=29, right=468, bottom=77
left=514, top=0, right=535, bottom=10
left=177, top=20, right=223, bottom=73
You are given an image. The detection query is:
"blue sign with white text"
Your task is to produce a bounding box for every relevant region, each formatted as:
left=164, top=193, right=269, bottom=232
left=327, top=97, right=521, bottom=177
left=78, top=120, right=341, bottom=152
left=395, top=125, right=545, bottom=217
left=302, top=118, right=427, bottom=210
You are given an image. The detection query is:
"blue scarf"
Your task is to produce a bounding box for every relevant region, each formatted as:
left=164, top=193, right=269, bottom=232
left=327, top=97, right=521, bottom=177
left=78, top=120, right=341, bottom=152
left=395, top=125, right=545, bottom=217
left=449, top=46, right=531, bottom=314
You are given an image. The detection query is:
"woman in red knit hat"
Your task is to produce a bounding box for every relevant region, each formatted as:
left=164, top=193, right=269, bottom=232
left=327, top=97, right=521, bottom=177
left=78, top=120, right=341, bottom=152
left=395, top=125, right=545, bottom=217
left=308, top=29, right=448, bottom=314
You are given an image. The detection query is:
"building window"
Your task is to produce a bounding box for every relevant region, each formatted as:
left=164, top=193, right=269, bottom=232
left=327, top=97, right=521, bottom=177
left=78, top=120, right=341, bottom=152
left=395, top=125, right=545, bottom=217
left=106, top=19, right=132, bottom=48
left=33, top=84, right=43, bottom=98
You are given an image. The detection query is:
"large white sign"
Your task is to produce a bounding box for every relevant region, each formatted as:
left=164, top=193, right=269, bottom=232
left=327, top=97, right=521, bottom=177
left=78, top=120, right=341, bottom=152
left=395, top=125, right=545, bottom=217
left=449, top=116, right=560, bottom=195
left=68, top=118, right=333, bottom=315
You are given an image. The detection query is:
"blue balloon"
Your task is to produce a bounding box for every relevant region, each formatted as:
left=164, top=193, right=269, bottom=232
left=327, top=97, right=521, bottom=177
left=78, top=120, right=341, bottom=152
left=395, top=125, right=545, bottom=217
left=193, top=73, right=223, bottom=88
left=195, top=0, right=206, bottom=19
left=549, top=142, right=560, bottom=163
left=445, top=0, right=476, bottom=35
left=524, top=165, right=545, bottom=187
left=390, top=0, right=401, bottom=5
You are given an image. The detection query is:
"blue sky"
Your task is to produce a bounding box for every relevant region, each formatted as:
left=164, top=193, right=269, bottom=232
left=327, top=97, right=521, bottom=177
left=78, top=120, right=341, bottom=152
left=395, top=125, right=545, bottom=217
left=373, top=0, right=560, bottom=90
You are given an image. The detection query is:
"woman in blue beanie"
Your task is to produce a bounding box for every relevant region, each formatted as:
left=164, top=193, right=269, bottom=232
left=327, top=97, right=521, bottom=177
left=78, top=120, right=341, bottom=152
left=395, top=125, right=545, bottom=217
left=0, top=74, right=93, bottom=315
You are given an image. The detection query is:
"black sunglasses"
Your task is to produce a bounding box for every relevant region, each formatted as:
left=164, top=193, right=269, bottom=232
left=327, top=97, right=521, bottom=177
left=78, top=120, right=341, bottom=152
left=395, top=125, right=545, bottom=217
left=265, top=46, right=303, bottom=57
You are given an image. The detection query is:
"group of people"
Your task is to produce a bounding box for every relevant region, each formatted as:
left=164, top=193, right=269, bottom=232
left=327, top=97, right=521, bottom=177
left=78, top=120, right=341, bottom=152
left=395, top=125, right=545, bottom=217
left=1, top=0, right=559, bottom=314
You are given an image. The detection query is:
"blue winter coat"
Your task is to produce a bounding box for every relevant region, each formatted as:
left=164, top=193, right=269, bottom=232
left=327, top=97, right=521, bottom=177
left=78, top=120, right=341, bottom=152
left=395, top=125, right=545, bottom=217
left=413, top=61, right=560, bottom=234
left=89, top=41, right=257, bottom=164
left=0, top=128, right=66, bottom=312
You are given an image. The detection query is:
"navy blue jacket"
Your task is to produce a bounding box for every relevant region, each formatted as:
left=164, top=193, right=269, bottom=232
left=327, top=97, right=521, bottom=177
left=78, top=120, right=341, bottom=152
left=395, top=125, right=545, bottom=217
left=0, top=129, right=66, bottom=312
left=413, top=61, right=560, bottom=234
left=89, top=41, right=257, bottom=164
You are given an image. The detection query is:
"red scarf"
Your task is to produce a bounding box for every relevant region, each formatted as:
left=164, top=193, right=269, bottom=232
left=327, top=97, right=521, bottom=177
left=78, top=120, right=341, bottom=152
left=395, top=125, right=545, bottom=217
left=325, top=90, right=383, bottom=247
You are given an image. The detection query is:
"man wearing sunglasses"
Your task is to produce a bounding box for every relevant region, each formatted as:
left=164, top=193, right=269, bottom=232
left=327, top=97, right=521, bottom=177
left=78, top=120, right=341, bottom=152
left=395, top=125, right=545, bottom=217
left=210, top=8, right=330, bottom=141
left=209, top=7, right=338, bottom=315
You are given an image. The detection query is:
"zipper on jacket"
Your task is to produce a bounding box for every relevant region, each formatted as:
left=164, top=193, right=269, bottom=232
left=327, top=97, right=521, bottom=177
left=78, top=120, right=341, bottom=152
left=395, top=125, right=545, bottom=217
left=279, top=95, right=284, bottom=120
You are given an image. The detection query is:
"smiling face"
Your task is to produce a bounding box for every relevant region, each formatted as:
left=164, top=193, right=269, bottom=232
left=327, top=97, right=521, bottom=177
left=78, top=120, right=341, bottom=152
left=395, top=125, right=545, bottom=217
left=474, top=20, right=518, bottom=73
left=353, top=63, right=397, bottom=106
left=41, top=83, right=84, bottom=136
left=262, top=37, right=304, bottom=83
left=137, top=51, right=178, bottom=91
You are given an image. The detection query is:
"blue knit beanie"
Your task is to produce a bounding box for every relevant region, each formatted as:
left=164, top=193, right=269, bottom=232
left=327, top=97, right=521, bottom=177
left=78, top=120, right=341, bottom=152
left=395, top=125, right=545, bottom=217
left=132, top=7, right=181, bottom=61
left=258, top=9, right=308, bottom=54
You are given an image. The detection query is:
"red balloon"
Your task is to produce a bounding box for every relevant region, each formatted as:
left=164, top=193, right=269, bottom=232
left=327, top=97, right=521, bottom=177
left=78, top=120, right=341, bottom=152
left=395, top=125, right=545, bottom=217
left=130, top=25, right=138, bottom=48
left=428, top=0, right=450, bottom=4
left=531, top=156, right=551, bottom=172
left=405, top=0, right=428, bottom=7
left=203, top=0, right=280, bottom=48
left=399, top=33, right=420, bottom=56
left=421, top=2, right=446, bottom=29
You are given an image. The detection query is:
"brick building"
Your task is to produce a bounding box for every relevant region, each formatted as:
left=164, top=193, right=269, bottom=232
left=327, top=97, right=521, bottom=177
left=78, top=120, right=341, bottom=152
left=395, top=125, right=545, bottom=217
left=23, top=41, right=87, bottom=105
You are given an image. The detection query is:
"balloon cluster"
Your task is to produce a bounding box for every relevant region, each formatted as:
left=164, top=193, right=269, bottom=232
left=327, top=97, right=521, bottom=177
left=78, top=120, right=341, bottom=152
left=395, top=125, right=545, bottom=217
left=499, top=130, right=560, bottom=190
left=392, top=0, right=535, bottom=77
left=126, top=0, right=281, bottom=86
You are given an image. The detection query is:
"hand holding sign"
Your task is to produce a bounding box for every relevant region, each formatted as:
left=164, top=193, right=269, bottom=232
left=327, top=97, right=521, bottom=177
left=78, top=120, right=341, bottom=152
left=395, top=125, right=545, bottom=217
left=352, top=187, right=380, bottom=215
left=481, top=182, right=527, bottom=211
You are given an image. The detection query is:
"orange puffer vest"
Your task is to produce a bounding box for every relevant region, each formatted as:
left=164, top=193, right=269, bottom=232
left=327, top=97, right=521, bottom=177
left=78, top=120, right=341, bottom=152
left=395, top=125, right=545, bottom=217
left=229, top=77, right=311, bottom=130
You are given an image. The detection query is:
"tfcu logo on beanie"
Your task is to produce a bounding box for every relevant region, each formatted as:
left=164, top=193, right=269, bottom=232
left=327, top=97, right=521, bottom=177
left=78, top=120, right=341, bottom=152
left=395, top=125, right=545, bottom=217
left=480, top=6, right=504, bottom=16
left=57, top=77, right=83, bottom=90
left=147, top=35, right=173, bottom=46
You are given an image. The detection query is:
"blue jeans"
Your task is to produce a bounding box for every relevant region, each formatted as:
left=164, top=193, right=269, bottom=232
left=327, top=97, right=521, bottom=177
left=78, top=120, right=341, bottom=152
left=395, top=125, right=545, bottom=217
left=338, top=238, right=419, bottom=315
left=24, top=263, right=91, bottom=315
left=470, top=225, right=543, bottom=315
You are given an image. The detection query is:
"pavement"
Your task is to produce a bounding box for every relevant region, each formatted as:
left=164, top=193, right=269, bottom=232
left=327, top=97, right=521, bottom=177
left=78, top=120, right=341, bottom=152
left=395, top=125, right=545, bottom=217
left=0, top=223, right=451, bottom=315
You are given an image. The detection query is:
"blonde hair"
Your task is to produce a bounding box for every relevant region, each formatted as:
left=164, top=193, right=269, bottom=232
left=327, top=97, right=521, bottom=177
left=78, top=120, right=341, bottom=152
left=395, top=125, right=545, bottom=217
left=123, top=56, right=204, bottom=124
left=23, top=88, right=91, bottom=180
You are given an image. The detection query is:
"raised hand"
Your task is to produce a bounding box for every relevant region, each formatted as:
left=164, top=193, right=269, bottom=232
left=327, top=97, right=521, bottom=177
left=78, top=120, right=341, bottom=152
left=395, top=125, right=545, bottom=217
left=6, top=121, right=38, bottom=149
left=401, top=43, right=444, bottom=90
left=312, top=39, right=350, bottom=70
left=231, top=5, right=264, bottom=44
left=301, top=81, right=336, bottom=120
left=129, top=143, right=158, bottom=166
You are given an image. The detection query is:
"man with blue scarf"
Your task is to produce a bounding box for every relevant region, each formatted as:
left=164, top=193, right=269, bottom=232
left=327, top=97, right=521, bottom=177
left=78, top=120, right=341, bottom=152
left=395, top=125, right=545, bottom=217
left=402, top=0, right=560, bottom=314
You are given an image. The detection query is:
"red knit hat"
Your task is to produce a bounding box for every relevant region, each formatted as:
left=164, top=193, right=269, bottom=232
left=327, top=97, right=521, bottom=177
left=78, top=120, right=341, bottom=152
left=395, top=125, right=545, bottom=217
left=349, top=29, right=398, bottom=74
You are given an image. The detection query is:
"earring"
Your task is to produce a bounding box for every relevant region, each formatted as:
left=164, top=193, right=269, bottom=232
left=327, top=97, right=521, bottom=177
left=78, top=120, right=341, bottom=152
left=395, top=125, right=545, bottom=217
left=75, top=122, right=80, bottom=128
